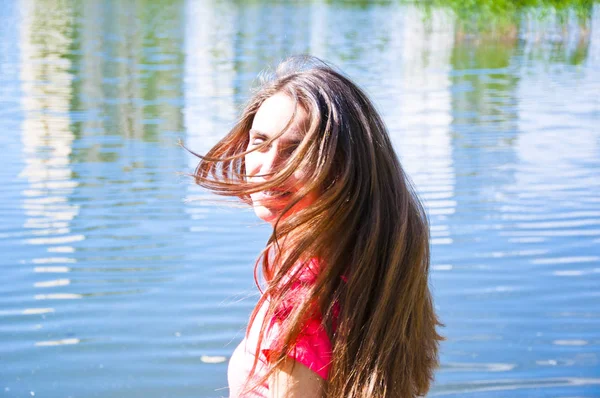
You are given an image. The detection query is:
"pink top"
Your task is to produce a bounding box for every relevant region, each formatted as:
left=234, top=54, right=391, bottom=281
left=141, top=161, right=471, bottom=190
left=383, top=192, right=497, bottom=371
left=227, top=261, right=333, bottom=398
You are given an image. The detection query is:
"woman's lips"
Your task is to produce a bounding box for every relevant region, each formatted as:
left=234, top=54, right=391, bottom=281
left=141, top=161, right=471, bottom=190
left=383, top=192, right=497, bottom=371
left=253, top=190, right=294, bottom=206
left=263, top=190, right=292, bottom=197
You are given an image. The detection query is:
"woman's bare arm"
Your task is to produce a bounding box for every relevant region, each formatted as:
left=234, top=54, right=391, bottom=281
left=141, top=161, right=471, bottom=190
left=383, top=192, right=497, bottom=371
left=268, top=358, right=324, bottom=398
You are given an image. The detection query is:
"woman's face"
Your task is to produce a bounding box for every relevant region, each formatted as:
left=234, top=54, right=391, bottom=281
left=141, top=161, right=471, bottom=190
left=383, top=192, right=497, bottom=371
left=245, top=92, right=317, bottom=225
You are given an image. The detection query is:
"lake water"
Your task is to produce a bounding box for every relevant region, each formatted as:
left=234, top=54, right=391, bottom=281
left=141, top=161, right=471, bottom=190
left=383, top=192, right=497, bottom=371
left=1, top=1, right=599, bottom=397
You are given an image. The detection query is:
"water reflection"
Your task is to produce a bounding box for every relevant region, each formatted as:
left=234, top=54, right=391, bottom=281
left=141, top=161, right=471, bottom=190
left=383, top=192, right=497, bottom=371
left=380, top=6, right=457, bottom=231
left=430, top=376, right=600, bottom=396
left=183, top=0, right=237, bottom=159
left=22, top=308, right=55, bottom=315
left=372, top=6, right=458, bottom=254
left=34, top=293, right=82, bottom=300
left=19, top=0, right=79, bottom=243
left=18, top=1, right=80, bottom=331
left=520, top=9, right=593, bottom=65
left=35, top=338, right=80, bottom=346
left=33, top=279, right=70, bottom=288
left=73, top=0, right=185, bottom=143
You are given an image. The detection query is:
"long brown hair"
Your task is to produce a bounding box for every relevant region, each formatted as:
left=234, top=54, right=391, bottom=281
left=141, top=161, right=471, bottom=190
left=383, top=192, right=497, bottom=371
left=192, top=55, right=443, bottom=397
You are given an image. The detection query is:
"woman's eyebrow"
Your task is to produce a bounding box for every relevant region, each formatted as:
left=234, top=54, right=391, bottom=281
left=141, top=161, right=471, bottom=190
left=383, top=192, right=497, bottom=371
left=249, top=129, right=268, bottom=137
left=249, top=129, right=302, bottom=145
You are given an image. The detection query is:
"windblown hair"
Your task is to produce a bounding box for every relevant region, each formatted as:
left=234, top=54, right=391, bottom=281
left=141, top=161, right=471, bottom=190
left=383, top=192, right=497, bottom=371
left=193, top=55, right=443, bottom=397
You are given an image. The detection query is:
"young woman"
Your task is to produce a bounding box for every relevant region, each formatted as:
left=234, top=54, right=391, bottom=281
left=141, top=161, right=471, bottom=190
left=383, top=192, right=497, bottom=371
left=192, top=55, right=443, bottom=398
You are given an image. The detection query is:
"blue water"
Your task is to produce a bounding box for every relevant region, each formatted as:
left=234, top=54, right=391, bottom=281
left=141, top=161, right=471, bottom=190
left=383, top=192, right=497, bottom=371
left=1, top=1, right=599, bottom=397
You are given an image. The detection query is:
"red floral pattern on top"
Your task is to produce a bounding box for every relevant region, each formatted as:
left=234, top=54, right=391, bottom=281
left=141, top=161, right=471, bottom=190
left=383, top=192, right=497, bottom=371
left=227, top=259, right=335, bottom=397
left=261, top=258, right=332, bottom=379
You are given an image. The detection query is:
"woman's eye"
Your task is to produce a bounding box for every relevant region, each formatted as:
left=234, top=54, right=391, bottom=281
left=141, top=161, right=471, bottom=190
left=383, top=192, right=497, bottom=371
left=251, top=138, right=266, bottom=146
left=283, top=144, right=298, bottom=155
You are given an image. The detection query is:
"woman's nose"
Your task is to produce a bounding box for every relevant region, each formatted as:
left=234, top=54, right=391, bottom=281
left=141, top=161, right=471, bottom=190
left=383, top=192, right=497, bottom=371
left=260, top=146, right=285, bottom=177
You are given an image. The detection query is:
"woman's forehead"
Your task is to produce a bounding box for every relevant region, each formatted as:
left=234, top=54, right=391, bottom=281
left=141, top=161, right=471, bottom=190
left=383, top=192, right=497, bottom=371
left=250, top=92, right=308, bottom=140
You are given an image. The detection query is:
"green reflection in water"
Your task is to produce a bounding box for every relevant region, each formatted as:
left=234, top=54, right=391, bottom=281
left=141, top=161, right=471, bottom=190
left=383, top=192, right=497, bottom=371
left=21, top=0, right=595, bottom=159
left=418, top=0, right=595, bottom=36
left=325, top=0, right=596, bottom=37
left=26, top=0, right=186, bottom=151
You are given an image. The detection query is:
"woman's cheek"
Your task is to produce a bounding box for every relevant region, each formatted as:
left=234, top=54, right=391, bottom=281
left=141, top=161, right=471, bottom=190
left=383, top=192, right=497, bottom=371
left=244, top=154, right=257, bottom=178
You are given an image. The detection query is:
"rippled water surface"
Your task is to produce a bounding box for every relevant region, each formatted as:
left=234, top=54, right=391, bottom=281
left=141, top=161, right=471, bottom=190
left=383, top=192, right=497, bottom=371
left=1, top=1, right=599, bottom=397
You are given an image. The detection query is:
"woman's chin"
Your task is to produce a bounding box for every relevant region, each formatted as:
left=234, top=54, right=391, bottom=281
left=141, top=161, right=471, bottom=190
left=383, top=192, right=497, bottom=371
left=253, top=205, right=279, bottom=225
